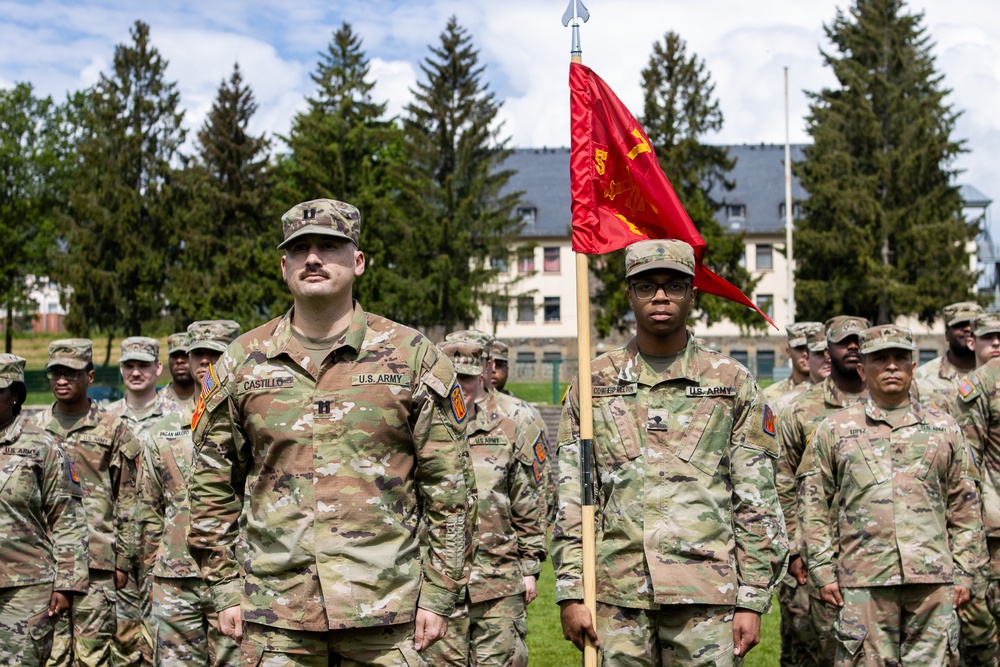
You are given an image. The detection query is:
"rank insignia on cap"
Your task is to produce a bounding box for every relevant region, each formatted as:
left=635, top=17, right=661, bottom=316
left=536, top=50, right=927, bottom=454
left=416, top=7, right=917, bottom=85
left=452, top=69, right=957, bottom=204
left=449, top=384, right=467, bottom=422
left=958, top=377, right=975, bottom=398
left=762, top=404, right=776, bottom=437
left=191, top=395, right=207, bottom=430
left=534, top=438, right=547, bottom=463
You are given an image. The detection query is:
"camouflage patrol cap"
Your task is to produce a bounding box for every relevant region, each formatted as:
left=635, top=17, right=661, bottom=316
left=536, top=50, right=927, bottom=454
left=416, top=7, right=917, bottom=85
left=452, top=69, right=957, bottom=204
left=787, top=322, right=821, bottom=348
left=277, top=199, right=360, bottom=250
left=445, top=330, right=495, bottom=358
left=0, top=354, right=26, bottom=389
left=859, top=325, right=916, bottom=355
left=491, top=340, right=509, bottom=362
left=943, top=301, right=983, bottom=327
left=119, top=336, right=159, bottom=364
left=187, top=320, right=241, bottom=354
left=46, top=338, right=92, bottom=371
left=166, top=332, right=190, bottom=356
left=806, top=327, right=828, bottom=352
left=973, top=312, right=1000, bottom=337
left=825, top=316, right=871, bottom=344
left=625, top=239, right=696, bottom=278
left=437, top=340, right=484, bottom=376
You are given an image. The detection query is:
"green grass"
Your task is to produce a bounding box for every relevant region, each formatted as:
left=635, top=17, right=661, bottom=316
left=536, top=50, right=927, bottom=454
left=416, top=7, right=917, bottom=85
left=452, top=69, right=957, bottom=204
left=527, top=558, right=781, bottom=665
left=506, top=382, right=569, bottom=406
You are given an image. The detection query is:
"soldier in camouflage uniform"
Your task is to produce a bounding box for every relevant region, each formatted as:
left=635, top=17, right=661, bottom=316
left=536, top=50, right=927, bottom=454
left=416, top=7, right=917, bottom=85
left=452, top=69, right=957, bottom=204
left=917, top=302, right=981, bottom=411
left=106, top=336, right=167, bottom=667
left=187, top=199, right=477, bottom=665
left=800, top=325, right=985, bottom=666
left=553, top=240, right=788, bottom=666
left=968, top=313, right=1000, bottom=371
left=806, top=326, right=832, bottom=385
left=32, top=339, right=142, bottom=667
left=139, top=324, right=238, bottom=667
left=776, top=315, right=870, bottom=666
left=0, top=354, right=88, bottom=667
left=158, top=332, right=195, bottom=408
left=425, top=340, right=546, bottom=667
left=763, top=322, right=821, bottom=414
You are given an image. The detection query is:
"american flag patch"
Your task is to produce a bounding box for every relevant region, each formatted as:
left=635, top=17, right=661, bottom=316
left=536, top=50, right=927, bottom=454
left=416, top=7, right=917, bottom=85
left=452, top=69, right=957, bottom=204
left=201, top=365, right=219, bottom=399
left=958, top=377, right=975, bottom=398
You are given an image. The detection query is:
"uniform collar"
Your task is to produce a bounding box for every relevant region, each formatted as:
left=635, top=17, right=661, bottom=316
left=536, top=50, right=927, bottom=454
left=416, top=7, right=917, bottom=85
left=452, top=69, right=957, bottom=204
left=823, top=375, right=863, bottom=408
left=469, top=391, right=503, bottom=435
left=0, top=414, right=23, bottom=445
left=865, top=397, right=922, bottom=429
left=44, top=400, right=103, bottom=438
left=266, top=301, right=369, bottom=368
left=617, top=336, right=701, bottom=386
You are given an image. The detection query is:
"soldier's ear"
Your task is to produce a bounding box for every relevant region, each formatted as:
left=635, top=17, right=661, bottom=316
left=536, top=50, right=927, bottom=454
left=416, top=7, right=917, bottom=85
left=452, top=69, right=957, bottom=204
left=354, top=249, right=365, bottom=277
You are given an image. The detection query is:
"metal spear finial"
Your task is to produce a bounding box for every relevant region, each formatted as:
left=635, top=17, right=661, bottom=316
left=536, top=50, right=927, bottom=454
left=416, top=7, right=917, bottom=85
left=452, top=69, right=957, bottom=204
left=561, top=0, right=590, bottom=57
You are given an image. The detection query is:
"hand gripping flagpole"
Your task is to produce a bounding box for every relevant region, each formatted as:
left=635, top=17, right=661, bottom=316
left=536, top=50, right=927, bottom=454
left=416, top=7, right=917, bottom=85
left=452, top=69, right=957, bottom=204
left=562, top=2, right=596, bottom=667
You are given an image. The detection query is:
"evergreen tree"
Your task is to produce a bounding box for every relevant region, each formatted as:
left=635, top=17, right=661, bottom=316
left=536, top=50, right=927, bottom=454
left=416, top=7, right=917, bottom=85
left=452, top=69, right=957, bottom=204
left=592, top=31, right=760, bottom=337
left=401, top=16, right=522, bottom=332
left=168, top=64, right=284, bottom=327
left=795, top=0, right=972, bottom=325
left=0, top=83, right=61, bottom=352
left=275, top=23, right=413, bottom=321
left=56, top=20, right=185, bottom=360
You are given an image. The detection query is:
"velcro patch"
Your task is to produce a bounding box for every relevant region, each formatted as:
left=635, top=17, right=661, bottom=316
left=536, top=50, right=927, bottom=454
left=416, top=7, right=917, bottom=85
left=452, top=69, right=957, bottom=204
left=531, top=459, right=542, bottom=483
left=592, top=384, right=637, bottom=397
left=352, top=373, right=410, bottom=386
left=201, top=364, right=219, bottom=400
left=470, top=436, right=506, bottom=445
left=67, top=459, right=79, bottom=483
left=534, top=439, right=547, bottom=463
left=449, top=384, right=467, bottom=422
left=78, top=434, right=112, bottom=446
left=191, top=395, right=207, bottom=431
left=240, top=376, right=293, bottom=393
left=762, top=404, right=776, bottom=437
left=686, top=386, right=737, bottom=398
left=958, top=377, right=975, bottom=398
left=158, top=430, right=186, bottom=439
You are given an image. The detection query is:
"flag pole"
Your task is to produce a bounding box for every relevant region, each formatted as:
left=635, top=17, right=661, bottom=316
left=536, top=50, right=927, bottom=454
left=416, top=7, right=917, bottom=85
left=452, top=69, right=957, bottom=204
left=562, top=2, right=596, bottom=666
left=783, top=66, right=795, bottom=326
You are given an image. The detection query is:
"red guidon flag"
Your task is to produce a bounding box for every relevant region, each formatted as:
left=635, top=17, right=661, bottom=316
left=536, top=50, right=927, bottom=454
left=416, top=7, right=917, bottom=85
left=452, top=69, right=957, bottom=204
left=569, top=62, right=775, bottom=327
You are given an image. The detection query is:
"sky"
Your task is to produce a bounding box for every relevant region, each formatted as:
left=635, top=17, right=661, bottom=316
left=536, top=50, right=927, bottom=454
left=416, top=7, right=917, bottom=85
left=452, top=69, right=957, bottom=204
left=2, top=0, right=998, bottom=208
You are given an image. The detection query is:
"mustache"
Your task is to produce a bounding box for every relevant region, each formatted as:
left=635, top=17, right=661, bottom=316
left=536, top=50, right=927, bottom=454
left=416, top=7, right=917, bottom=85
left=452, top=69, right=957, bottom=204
left=300, top=266, right=330, bottom=278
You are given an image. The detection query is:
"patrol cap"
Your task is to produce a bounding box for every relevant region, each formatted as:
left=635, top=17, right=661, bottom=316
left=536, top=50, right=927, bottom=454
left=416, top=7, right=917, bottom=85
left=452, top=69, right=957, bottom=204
left=491, top=340, right=509, bottom=362
left=859, top=325, right=916, bottom=355
left=806, top=327, right=828, bottom=352
left=120, top=336, right=159, bottom=363
left=445, top=329, right=495, bottom=358
left=973, top=312, right=1000, bottom=337
left=46, top=338, right=93, bottom=371
left=166, top=333, right=190, bottom=356
left=943, top=301, right=982, bottom=327
left=277, top=199, right=360, bottom=250
left=187, top=320, right=241, bottom=354
left=825, top=316, right=871, bottom=344
left=0, top=354, right=26, bottom=389
left=437, top=340, right=484, bottom=376
left=624, top=239, right=696, bottom=279
left=787, top=322, right=821, bottom=348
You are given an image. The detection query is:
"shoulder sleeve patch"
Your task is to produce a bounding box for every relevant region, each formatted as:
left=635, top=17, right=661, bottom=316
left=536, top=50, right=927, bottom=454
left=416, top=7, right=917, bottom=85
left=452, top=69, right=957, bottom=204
left=958, top=377, right=977, bottom=400
left=65, top=459, right=83, bottom=497
left=449, top=384, right=467, bottom=423
left=762, top=404, right=777, bottom=436
left=423, top=349, right=456, bottom=399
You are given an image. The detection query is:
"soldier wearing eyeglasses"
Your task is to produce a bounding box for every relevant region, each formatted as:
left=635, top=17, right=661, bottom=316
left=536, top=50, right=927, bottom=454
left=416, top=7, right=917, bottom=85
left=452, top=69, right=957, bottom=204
left=553, top=239, right=787, bottom=666
left=31, top=339, right=142, bottom=667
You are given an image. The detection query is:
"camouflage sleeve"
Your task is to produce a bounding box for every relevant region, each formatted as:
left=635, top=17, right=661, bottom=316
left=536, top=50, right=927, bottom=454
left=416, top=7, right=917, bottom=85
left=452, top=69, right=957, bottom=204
left=775, top=404, right=802, bottom=555
left=946, top=426, right=986, bottom=591
left=188, top=356, right=249, bottom=613
left=138, top=437, right=164, bottom=577
left=798, top=418, right=838, bottom=588
left=550, top=380, right=585, bottom=603
left=509, top=422, right=547, bottom=577
left=411, top=348, right=477, bottom=617
left=731, top=376, right=788, bottom=613
left=42, top=441, right=88, bottom=593
left=531, top=410, right=559, bottom=527
left=955, top=369, right=990, bottom=467
left=113, top=423, right=143, bottom=571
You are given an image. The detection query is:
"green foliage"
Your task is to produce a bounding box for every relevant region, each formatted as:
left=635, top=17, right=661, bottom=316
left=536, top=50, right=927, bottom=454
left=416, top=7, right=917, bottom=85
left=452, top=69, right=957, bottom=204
left=56, top=21, right=185, bottom=350
left=0, top=83, right=61, bottom=352
left=795, top=0, right=973, bottom=325
left=167, top=63, right=287, bottom=329
left=592, top=32, right=760, bottom=338
left=400, top=16, right=523, bottom=331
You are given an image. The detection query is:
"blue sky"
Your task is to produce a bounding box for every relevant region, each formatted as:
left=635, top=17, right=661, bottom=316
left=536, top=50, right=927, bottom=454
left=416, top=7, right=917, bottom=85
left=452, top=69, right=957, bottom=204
left=3, top=0, right=998, bottom=210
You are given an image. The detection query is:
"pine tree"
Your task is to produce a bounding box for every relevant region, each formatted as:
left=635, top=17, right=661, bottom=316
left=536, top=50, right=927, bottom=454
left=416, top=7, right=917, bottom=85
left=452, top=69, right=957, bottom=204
left=56, top=21, right=185, bottom=360
left=401, top=16, right=522, bottom=332
left=275, top=23, right=412, bottom=321
left=795, top=0, right=972, bottom=325
left=0, top=83, right=60, bottom=352
left=168, top=63, right=284, bottom=327
left=592, top=32, right=759, bottom=337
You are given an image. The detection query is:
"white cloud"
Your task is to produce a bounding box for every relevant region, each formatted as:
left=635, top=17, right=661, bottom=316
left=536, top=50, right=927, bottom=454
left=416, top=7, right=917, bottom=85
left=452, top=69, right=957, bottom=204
left=369, top=57, right=418, bottom=121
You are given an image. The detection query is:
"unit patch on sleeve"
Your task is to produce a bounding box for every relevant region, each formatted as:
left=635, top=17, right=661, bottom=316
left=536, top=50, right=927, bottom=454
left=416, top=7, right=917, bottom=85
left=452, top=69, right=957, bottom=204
left=762, top=404, right=777, bottom=437
left=958, top=377, right=976, bottom=398
left=533, top=438, right=547, bottom=463
left=191, top=395, right=207, bottom=431
left=531, top=459, right=543, bottom=483
left=449, top=384, right=467, bottom=422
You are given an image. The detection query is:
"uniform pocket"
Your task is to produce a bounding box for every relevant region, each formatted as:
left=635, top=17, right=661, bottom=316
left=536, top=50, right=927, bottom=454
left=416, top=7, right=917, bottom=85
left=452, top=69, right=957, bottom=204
left=594, top=398, right=641, bottom=468
left=834, top=613, right=867, bottom=657
left=667, top=400, right=731, bottom=476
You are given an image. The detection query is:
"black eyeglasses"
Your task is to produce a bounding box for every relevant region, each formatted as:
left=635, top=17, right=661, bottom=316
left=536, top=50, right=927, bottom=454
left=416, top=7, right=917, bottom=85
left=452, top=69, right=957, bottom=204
left=629, top=281, right=692, bottom=301
left=46, top=369, right=84, bottom=382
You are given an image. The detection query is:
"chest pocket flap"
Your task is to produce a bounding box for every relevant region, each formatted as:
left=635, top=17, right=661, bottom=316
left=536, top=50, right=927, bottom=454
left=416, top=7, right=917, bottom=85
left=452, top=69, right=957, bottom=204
left=0, top=455, right=24, bottom=494
left=674, top=400, right=731, bottom=476
left=848, top=434, right=888, bottom=490
left=595, top=396, right=642, bottom=467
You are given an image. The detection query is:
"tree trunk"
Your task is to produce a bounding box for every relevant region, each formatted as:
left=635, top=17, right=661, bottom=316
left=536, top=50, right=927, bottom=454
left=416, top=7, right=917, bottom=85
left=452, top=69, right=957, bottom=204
left=104, top=331, right=113, bottom=367
left=5, top=297, right=12, bottom=355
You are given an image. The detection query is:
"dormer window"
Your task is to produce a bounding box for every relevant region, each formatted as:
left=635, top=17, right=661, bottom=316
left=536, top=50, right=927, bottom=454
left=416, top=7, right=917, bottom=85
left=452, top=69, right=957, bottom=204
left=726, top=204, right=746, bottom=220
left=517, top=206, right=538, bottom=224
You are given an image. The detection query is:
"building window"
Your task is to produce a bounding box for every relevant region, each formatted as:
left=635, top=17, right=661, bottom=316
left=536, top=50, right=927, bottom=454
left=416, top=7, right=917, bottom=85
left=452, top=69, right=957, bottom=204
left=517, top=297, right=534, bottom=322
left=757, top=294, right=774, bottom=319
left=543, top=247, right=561, bottom=273
left=730, top=350, right=749, bottom=369
left=47, top=302, right=60, bottom=313
left=919, top=349, right=937, bottom=366
left=756, top=245, right=773, bottom=270
left=491, top=256, right=508, bottom=273
left=492, top=302, right=508, bottom=323
left=543, top=351, right=562, bottom=362
left=517, top=206, right=538, bottom=224
left=757, top=350, right=776, bottom=379
left=778, top=202, right=803, bottom=220
left=726, top=204, right=746, bottom=220
left=518, top=250, right=535, bottom=274
left=517, top=351, right=535, bottom=363
left=544, top=297, right=560, bottom=322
